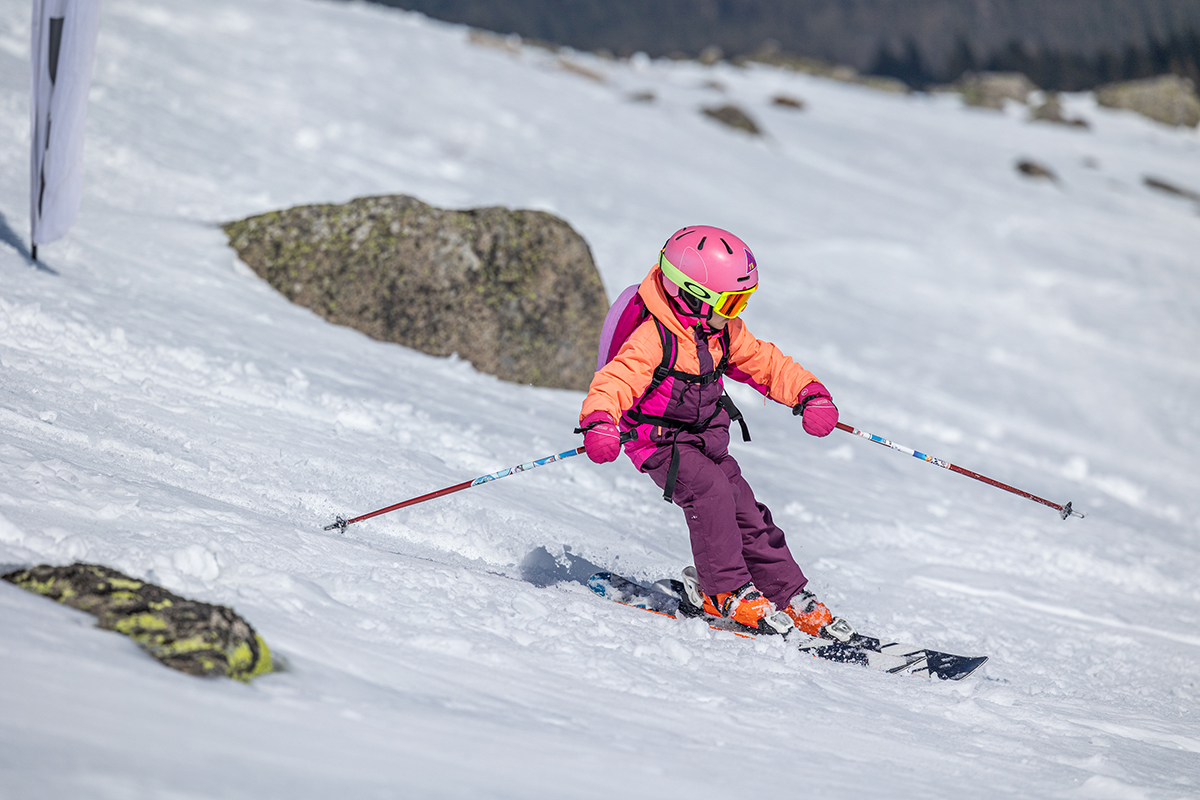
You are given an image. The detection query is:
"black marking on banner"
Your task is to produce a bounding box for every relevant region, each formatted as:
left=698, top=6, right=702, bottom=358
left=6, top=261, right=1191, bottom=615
left=48, top=17, right=65, bottom=85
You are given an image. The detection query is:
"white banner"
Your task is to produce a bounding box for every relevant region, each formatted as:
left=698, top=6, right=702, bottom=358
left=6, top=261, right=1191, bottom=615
left=30, top=0, right=102, bottom=251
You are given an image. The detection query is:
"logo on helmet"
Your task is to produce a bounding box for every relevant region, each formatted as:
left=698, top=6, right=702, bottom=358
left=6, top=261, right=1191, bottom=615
left=745, top=249, right=757, bottom=275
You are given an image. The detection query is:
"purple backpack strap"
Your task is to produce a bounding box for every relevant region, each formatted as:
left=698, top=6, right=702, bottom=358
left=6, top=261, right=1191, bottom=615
left=596, top=283, right=646, bottom=370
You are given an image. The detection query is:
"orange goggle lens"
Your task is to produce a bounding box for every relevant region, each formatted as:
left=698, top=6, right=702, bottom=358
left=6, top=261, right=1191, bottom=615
left=714, top=289, right=754, bottom=318
left=659, top=252, right=757, bottom=319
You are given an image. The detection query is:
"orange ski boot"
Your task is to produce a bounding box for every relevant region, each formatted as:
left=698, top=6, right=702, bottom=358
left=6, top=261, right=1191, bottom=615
left=702, top=581, right=794, bottom=635
left=785, top=589, right=855, bottom=641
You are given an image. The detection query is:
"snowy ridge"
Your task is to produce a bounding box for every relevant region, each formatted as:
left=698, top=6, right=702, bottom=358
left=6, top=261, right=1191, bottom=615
left=2, top=0, right=1199, bottom=797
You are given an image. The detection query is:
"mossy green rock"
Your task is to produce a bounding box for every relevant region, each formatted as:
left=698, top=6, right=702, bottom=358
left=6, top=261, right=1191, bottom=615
left=223, top=195, right=609, bottom=391
left=3, top=563, right=273, bottom=682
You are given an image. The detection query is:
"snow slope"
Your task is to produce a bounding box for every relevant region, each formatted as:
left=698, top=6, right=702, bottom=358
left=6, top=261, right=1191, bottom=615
left=2, top=0, right=1199, bottom=797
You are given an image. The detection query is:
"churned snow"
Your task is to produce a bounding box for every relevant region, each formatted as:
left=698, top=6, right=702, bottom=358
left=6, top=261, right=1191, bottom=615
left=2, top=0, right=1199, bottom=797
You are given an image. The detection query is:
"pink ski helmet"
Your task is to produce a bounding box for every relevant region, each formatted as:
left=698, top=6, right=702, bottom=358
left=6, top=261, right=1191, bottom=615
left=658, top=225, right=758, bottom=319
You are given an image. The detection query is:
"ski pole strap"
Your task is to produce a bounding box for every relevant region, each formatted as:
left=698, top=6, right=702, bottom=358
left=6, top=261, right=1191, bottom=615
left=792, top=393, right=826, bottom=417
left=574, top=421, right=639, bottom=443
left=835, top=421, right=1084, bottom=520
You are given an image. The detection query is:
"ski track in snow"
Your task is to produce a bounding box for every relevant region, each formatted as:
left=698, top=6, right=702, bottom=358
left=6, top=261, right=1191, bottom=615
left=1, top=0, right=1199, bottom=797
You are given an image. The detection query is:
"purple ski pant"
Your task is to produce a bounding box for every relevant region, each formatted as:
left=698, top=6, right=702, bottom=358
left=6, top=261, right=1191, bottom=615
left=643, top=440, right=808, bottom=608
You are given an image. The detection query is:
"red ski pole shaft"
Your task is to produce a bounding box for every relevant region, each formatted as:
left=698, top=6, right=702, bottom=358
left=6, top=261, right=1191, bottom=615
left=835, top=421, right=1084, bottom=520
left=325, top=431, right=635, bottom=532
left=329, top=477, right=478, bottom=530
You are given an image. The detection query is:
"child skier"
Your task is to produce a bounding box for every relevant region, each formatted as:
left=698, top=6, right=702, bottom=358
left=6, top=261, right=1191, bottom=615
left=577, top=225, right=853, bottom=639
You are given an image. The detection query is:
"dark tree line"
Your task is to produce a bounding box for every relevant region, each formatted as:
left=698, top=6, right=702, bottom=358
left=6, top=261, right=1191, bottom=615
left=873, top=31, right=1200, bottom=90
left=360, top=0, right=1200, bottom=91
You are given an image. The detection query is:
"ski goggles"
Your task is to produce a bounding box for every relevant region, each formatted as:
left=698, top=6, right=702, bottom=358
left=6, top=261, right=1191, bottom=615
left=658, top=252, right=757, bottom=319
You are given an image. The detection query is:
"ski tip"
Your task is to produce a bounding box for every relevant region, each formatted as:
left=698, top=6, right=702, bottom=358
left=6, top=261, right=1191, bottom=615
left=932, top=654, right=989, bottom=681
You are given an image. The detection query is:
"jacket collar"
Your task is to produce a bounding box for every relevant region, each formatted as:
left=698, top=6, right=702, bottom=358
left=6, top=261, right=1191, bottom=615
left=638, top=267, right=694, bottom=342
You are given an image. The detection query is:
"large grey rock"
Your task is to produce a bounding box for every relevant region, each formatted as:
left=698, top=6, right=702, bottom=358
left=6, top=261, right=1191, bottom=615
left=1095, top=75, right=1200, bottom=127
left=224, top=195, right=609, bottom=391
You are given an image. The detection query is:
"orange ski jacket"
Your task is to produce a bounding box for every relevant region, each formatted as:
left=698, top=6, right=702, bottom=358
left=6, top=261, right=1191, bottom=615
left=580, top=267, right=820, bottom=438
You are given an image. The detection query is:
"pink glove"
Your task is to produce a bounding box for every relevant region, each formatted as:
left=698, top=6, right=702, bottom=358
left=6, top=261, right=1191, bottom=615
left=794, top=382, right=838, bottom=437
left=578, top=411, right=622, bottom=463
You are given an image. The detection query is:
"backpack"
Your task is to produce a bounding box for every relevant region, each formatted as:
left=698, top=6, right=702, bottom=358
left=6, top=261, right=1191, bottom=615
left=596, top=284, right=648, bottom=370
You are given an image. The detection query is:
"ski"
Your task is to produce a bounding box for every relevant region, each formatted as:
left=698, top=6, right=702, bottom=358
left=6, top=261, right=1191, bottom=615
left=588, top=572, right=988, bottom=681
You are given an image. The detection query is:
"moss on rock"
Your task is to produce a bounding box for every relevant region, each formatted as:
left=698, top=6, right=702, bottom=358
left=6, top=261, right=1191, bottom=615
left=223, top=195, right=610, bottom=391
left=3, top=563, right=273, bottom=682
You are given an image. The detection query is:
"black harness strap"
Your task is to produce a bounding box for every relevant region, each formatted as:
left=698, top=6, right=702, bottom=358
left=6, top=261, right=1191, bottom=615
left=720, top=393, right=751, bottom=444
left=661, top=431, right=686, bottom=506
left=624, top=320, right=751, bottom=503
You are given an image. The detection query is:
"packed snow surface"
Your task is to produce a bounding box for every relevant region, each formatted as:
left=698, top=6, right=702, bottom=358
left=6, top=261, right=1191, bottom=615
left=2, top=1, right=1199, bottom=797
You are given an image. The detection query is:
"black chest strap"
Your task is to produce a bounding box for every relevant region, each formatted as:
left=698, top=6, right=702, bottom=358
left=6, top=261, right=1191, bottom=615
left=625, top=320, right=751, bottom=503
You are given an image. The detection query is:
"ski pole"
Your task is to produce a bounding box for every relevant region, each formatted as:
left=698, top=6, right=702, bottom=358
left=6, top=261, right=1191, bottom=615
left=324, top=430, right=636, bottom=532
left=835, top=421, right=1084, bottom=520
